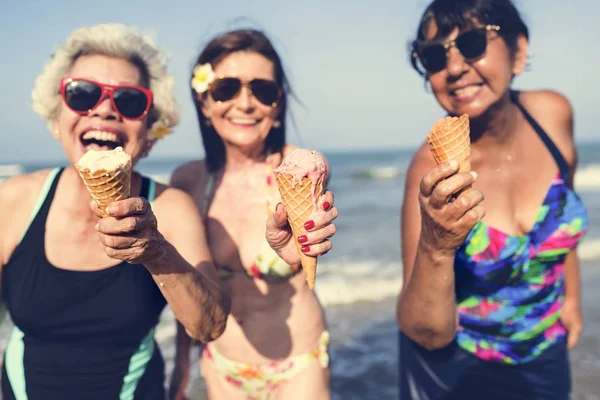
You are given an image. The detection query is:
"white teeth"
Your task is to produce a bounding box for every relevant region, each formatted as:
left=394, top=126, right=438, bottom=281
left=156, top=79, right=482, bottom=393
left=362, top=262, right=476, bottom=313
left=454, top=85, right=480, bottom=97
left=82, top=130, right=119, bottom=143
left=230, top=118, right=257, bottom=125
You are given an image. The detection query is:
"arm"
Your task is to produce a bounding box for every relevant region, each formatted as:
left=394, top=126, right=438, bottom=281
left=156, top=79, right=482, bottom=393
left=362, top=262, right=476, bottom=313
left=542, top=91, right=583, bottom=349
left=95, top=189, right=230, bottom=343
left=146, top=188, right=231, bottom=342
left=396, top=147, right=483, bottom=349
left=167, top=163, right=209, bottom=400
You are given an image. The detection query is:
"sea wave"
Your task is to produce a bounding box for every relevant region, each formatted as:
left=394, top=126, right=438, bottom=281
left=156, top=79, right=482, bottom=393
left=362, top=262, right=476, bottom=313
left=315, top=261, right=403, bottom=306
left=350, top=166, right=405, bottom=180
left=575, top=164, right=600, bottom=191
left=348, top=163, right=599, bottom=187
left=580, top=237, right=600, bottom=261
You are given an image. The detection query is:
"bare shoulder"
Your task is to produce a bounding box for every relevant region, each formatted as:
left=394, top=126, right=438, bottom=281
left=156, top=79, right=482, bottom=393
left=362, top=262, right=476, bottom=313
left=170, top=159, right=208, bottom=194
left=0, top=169, right=53, bottom=210
left=405, top=143, right=437, bottom=192
left=151, top=183, right=202, bottom=228
left=518, top=90, right=575, bottom=164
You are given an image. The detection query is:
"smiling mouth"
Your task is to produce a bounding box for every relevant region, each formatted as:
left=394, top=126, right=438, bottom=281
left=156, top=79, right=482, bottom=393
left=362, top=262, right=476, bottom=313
left=228, top=118, right=259, bottom=126
left=80, top=130, right=124, bottom=151
left=450, top=84, right=482, bottom=97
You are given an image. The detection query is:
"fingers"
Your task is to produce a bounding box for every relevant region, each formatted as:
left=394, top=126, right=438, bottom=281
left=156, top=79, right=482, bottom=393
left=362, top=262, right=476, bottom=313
left=567, top=329, right=581, bottom=350
left=300, top=239, right=333, bottom=257
left=320, top=190, right=335, bottom=211
left=297, top=199, right=338, bottom=256
left=420, top=160, right=460, bottom=197
left=97, top=232, right=145, bottom=250
left=306, top=204, right=339, bottom=231
left=297, top=222, right=336, bottom=247
left=451, top=189, right=485, bottom=218
left=90, top=201, right=103, bottom=218
left=428, top=171, right=478, bottom=209
left=458, top=204, right=486, bottom=230
left=268, top=202, right=289, bottom=230
left=97, top=215, right=155, bottom=235
left=104, top=197, right=149, bottom=218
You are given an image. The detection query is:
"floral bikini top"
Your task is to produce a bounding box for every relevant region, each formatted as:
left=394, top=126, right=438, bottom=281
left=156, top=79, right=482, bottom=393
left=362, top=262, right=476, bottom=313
left=203, top=156, right=301, bottom=282
left=454, top=91, right=589, bottom=365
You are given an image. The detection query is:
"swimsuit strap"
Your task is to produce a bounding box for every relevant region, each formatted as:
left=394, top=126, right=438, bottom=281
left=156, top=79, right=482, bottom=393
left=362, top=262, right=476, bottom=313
left=510, top=90, right=572, bottom=186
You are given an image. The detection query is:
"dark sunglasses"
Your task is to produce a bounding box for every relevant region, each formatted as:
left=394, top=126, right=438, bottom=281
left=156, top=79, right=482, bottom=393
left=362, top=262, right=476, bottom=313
left=209, top=77, right=282, bottom=107
left=60, top=78, right=153, bottom=120
left=413, top=25, right=501, bottom=74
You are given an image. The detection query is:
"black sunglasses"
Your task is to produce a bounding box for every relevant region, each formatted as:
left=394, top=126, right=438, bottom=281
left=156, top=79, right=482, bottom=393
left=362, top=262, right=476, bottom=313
left=413, top=25, right=501, bottom=74
left=209, top=77, right=282, bottom=107
left=60, top=78, right=153, bottom=120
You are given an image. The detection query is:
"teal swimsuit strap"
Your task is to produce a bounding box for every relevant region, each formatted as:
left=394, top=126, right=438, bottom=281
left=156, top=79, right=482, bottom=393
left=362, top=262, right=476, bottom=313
left=18, top=167, right=62, bottom=244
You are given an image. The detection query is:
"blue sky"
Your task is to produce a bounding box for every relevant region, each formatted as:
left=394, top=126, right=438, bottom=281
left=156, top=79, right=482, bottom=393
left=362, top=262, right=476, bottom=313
left=1, top=0, right=598, bottom=163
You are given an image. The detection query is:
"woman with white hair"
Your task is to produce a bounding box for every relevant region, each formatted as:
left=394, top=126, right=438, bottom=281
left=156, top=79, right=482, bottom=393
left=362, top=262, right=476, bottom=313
left=0, top=23, right=334, bottom=400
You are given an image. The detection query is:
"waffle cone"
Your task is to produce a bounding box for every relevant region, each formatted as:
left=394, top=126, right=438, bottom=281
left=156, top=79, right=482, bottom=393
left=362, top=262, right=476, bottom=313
left=274, top=172, right=324, bottom=289
left=427, top=114, right=471, bottom=172
left=427, top=114, right=471, bottom=192
left=75, top=160, right=132, bottom=217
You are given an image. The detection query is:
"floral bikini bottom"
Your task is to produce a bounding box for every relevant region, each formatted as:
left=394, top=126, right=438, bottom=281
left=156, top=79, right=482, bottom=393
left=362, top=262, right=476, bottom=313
left=202, top=331, right=330, bottom=400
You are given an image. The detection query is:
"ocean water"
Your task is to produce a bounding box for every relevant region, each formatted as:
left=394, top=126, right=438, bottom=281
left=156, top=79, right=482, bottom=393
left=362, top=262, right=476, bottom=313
left=0, top=142, right=599, bottom=399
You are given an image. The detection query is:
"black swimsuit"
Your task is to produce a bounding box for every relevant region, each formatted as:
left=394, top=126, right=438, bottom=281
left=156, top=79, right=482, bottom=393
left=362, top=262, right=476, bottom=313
left=1, top=168, right=167, bottom=400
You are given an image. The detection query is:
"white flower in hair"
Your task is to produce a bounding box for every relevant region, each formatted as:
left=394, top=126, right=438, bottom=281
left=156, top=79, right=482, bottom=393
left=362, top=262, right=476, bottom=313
left=191, top=63, right=215, bottom=93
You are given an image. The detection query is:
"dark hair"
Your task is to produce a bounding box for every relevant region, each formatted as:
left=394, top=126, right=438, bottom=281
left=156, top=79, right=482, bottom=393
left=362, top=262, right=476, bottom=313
left=191, top=29, right=290, bottom=173
left=410, top=0, right=529, bottom=76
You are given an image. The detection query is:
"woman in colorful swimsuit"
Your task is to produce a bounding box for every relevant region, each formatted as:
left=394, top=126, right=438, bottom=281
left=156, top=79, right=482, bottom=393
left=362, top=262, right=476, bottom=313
left=397, top=0, right=588, bottom=399
left=168, top=29, right=337, bottom=400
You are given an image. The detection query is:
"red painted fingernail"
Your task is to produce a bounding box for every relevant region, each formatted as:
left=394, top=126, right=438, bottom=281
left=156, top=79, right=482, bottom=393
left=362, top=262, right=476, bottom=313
left=298, top=235, right=308, bottom=243
left=304, top=220, right=315, bottom=230
left=301, top=245, right=310, bottom=252
left=322, top=201, right=331, bottom=211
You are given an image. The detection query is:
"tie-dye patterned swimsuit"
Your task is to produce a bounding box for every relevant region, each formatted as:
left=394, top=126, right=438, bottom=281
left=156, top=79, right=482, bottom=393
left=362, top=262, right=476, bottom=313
left=455, top=91, right=589, bottom=364
left=400, top=91, right=589, bottom=399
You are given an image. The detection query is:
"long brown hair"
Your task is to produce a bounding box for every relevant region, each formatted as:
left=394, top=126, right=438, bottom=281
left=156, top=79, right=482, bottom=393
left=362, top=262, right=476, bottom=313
left=191, top=29, right=292, bottom=173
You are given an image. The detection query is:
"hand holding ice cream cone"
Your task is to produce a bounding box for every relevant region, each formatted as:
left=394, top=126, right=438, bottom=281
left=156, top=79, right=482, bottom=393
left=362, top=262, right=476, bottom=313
left=76, top=147, right=165, bottom=264
left=266, top=149, right=338, bottom=289
left=417, top=115, right=485, bottom=254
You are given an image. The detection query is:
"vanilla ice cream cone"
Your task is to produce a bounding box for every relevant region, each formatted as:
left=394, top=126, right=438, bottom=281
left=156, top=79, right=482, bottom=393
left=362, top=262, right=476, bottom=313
left=75, top=147, right=132, bottom=217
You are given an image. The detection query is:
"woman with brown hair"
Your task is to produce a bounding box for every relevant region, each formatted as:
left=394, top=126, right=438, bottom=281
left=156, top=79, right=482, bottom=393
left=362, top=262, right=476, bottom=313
left=169, top=29, right=337, bottom=400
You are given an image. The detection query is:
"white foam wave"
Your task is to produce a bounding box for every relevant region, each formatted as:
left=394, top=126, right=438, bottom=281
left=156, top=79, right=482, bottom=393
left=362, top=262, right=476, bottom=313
left=149, top=174, right=170, bottom=185
left=351, top=166, right=404, bottom=180
left=575, top=165, right=600, bottom=190
left=580, top=237, right=600, bottom=261
left=315, top=261, right=403, bottom=306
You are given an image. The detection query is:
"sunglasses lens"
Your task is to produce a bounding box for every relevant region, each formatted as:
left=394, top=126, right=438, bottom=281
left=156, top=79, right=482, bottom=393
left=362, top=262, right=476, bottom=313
left=64, top=80, right=102, bottom=112
left=250, top=80, right=280, bottom=106
left=210, top=78, right=242, bottom=102
left=419, top=45, right=447, bottom=73
left=113, top=88, right=150, bottom=119
left=456, top=30, right=487, bottom=60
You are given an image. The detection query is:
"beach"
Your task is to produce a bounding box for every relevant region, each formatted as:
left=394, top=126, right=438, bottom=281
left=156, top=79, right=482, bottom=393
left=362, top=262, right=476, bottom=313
left=0, top=143, right=599, bottom=399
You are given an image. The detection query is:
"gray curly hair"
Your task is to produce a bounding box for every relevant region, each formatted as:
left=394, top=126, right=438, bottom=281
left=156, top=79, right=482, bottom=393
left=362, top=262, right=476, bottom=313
left=32, top=23, right=180, bottom=139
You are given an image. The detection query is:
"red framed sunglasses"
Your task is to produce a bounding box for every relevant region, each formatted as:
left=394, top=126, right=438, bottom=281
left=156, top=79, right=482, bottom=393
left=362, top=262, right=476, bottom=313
left=60, top=78, right=153, bottom=120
